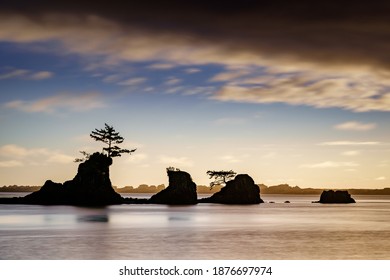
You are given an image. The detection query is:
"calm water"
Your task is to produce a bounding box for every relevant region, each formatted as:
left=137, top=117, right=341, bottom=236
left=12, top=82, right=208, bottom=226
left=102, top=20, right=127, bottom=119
left=0, top=193, right=389, bottom=259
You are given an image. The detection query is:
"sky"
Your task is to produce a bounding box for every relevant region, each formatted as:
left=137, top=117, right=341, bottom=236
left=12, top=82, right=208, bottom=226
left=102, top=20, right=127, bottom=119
left=0, top=1, right=389, bottom=189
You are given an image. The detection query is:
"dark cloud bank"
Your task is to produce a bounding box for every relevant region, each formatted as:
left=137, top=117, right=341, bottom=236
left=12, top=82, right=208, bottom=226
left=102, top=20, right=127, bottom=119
left=1, top=1, right=390, bottom=112
left=1, top=0, right=390, bottom=71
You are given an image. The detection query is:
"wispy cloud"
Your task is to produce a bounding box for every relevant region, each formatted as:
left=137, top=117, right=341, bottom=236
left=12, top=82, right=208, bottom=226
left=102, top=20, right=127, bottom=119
left=4, top=92, right=106, bottom=113
left=0, top=144, right=74, bottom=165
left=127, top=153, right=148, bottom=163
left=0, top=69, right=28, bottom=79
left=220, top=155, right=243, bottom=163
left=375, top=176, right=386, bottom=181
left=165, top=77, right=181, bottom=86
left=0, top=144, right=47, bottom=157
left=319, top=141, right=380, bottom=146
left=29, top=71, right=53, bottom=80
left=0, top=69, right=53, bottom=80
left=102, top=74, right=122, bottom=83
left=0, top=160, right=23, bottom=167
left=182, top=86, right=215, bottom=96
left=159, top=155, right=193, bottom=167
left=148, top=63, right=176, bottom=70
left=47, top=154, right=75, bottom=164
left=210, top=70, right=249, bottom=82
left=1, top=12, right=390, bottom=112
left=334, top=121, right=377, bottom=131
left=212, top=74, right=390, bottom=112
left=117, top=77, right=147, bottom=86
left=165, top=86, right=185, bottom=94
left=185, top=68, right=201, bottom=74
left=301, top=161, right=359, bottom=168
left=342, top=150, right=360, bottom=156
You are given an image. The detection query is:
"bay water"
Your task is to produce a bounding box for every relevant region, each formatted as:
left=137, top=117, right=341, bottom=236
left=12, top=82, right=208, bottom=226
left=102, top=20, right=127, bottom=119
left=0, top=193, right=389, bottom=259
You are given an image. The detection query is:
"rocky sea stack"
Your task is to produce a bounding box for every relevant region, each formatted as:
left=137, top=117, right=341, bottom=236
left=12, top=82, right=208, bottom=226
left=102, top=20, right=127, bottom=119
left=23, top=152, right=123, bottom=206
left=317, top=190, right=356, bottom=204
left=200, top=174, right=263, bottom=204
left=149, top=169, right=197, bottom=205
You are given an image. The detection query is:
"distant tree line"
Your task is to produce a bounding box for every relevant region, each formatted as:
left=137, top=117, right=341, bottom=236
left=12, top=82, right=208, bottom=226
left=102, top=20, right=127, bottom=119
left=3, top=184, right=390, bottom=195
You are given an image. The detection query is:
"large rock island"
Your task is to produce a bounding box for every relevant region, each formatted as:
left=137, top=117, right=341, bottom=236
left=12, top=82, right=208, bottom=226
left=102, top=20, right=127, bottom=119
left=149, top=169, right=197, bottom=205
left=0, top=153, right=124, bottom=206
left=0, top=164, right=264, bottom=206
left=316, top=190, right=356, bottom=204
left=199, top=174, right=264, bottom=204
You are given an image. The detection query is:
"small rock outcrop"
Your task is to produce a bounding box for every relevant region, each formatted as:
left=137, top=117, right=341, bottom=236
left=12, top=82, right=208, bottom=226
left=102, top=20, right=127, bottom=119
left=200, top=174, right=263, bottom=204
left=23, top=152, right=123, bottom=205
left=149, top=170, right=197, bottom=204
left=316, top=190, right=356, bottom=204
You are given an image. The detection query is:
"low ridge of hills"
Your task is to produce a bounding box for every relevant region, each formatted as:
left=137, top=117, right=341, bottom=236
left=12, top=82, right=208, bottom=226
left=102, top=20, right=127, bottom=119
left=2, top=183, right=389, bottom=195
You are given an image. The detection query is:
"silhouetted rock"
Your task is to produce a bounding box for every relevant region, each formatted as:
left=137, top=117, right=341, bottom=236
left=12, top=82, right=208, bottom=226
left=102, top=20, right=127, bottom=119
left=23, top=180, right=64, bottom=205
left=149, top=170, right=197, bottom=204
left=200, top=174, right=263, bottom=204
left=316, top=190, right=356, bottom=204
left=23, top=152, right=123, bottom=205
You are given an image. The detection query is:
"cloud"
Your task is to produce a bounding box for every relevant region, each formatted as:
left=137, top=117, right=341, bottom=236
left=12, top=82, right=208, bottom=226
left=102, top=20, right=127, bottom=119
left=220, top=155, right=242, bottom=163
left=127, top=153, right=148, bottom=163
left=210, top=70, right=249, bottom=82
left=185, top=68, right=201, bottom=74
left=1, top=3, right=390, bottom=112
left=159, top=155, right=193, bottom=167
left=2, top=1, right=389, bottom=71
left=0, top=144, right=46, bottom=157
left=375, top=176, right=386, bottom=181
left=262, top=152, right=277, bottom=159
left=4, top=92, right=106, bottom=113
left=102, top=74, right=122, bottom=83
left=0, top=144, right=74, bottom=165
left=301, top=161, right=359, bottom=168
left=212, top=74, right=390, bottom=112
left=0, top=69, right=28, bottom=79
left=165, top=86, right=184, bottom=94
left=165, top=77, right=181, bottom=86
left=29, top=71, right=53, bottom=80
left=117, top=77, right=147, bottom=86
left=0, top=69, right=53, bottom=80
left=182, top=86, right=215, bottom=96
left=334, top=121, right=377, bottom=131
left=47, top=154, right=75, bottom=164
left=319, top=141, right=380, bottom=146
left=0, top=160, right=23, bottom=167
left=148, top=63, right=176, bottom=70
left=342, top=150, right=360, bottom=156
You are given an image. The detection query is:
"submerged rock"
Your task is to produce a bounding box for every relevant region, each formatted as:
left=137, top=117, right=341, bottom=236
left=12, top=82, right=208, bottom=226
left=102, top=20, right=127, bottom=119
left=200, top=174, right=263, bottom=204
left=316, top=190, right=356, bottom=204
left=149, top=170, right=197, bottom=204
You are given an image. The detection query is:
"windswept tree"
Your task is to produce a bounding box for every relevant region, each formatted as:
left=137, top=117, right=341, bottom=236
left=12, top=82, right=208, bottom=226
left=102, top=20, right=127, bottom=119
left=90, top=123, right=136, bottom=158
left=207, top=170, right=237, bottom=189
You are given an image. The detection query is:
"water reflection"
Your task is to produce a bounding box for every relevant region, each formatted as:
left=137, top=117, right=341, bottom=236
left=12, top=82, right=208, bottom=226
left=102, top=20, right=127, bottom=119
left=77, top=214, right=109, bottom=223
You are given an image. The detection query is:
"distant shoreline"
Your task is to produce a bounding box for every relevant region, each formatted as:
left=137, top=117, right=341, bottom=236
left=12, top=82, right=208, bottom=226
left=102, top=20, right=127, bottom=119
left=1, top=184, right=389, bottom=195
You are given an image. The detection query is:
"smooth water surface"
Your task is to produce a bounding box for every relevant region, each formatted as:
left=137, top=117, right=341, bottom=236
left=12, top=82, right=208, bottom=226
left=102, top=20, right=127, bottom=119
left=0, top=194, right=389, bottom=259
